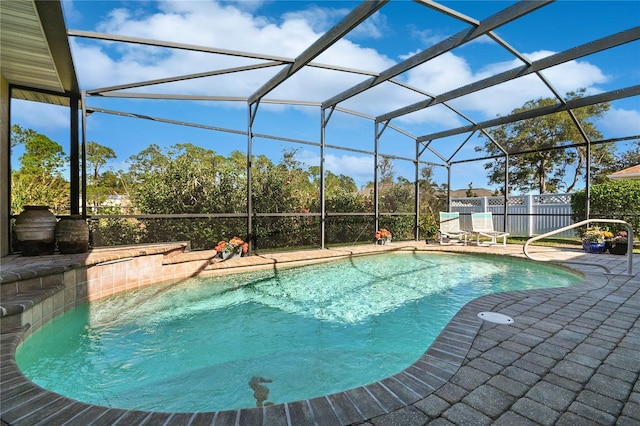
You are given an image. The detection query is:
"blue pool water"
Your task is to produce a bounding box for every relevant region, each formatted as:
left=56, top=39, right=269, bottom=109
left=16, top=252, right=582, bottom=412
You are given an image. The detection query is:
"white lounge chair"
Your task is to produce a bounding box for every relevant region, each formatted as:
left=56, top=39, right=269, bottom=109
left=471, top=212, right=509, bottom=246
left=439, top=212, right=468, bottom=245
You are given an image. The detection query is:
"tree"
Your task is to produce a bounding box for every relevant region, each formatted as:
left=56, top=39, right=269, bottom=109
left=10, top=125, right=37, bottom=149
left=308, top=166, right=358, bottom=198
left=86, top=141, right=116, bottom=182
left=380, top=177, right=413, bottom=213
left=619, top=140, right=640, bottom=169
left=476, top=90, right=615, bottom=193
left=466, top=182, right=477, bottom=198
left=10, top=125, right=68, bottom=214
left=86, top=141, right=119, bottom=212
left=122, top=143, right=245, bottom=248
left=130, top=143, right=242, bottom=214
left=325, top=171, right=357, bottom=196
left=14, top=125, right=67, bottom=177
left=418, top=165, right=446, bottom=215
left=377, top=156, right=395, bottom=183
left=11, top=171, right=68, bottom=215
left=126, top=143, right=170, bottom=184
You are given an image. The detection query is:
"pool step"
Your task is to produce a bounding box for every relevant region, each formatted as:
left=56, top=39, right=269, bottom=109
left=0, top=242, right=190, bottom=334
left=0, top=280, right=65, bottom=332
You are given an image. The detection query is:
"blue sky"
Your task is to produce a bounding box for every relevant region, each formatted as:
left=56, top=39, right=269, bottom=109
left=10, top=0, right=640, bottom=192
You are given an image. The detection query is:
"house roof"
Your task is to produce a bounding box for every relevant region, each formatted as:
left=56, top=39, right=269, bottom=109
left=608, top=164, right=640, bottom=180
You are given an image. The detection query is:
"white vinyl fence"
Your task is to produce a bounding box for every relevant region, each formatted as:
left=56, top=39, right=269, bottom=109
left=451, top=193, right=575, bottom=237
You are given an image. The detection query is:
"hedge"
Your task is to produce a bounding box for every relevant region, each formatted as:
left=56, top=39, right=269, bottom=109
left=571, top=180, right=640, bottom=238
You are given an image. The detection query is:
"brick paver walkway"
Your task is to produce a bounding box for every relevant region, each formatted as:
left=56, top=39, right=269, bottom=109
left=363, top=261, right=639, bottom=425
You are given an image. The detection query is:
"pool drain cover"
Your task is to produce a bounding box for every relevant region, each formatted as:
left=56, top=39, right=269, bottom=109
left=477, top=312, right=514, bottom=324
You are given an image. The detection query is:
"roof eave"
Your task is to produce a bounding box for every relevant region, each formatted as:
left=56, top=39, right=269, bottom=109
left=607, top=173, right=640, bottom=180
left=34, top=0, right=80, bottom=99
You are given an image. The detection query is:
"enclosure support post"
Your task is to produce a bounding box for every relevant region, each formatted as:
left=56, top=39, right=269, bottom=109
left=503, top=153, right=509, bottom=232
left=70, top=96, right=80, bottom=215
left=446, top=165, right=451, bottom=211
left=320, top=108, right=327, bottom=249
left=414, top=140, right=420, bottom=241
left=374, top=121, right=380, bottom=233
left=586, top=140, right=591, bottom=219
left=247, top=102, right=258, bottom=254
left=80, top=91, right=87, bottom=217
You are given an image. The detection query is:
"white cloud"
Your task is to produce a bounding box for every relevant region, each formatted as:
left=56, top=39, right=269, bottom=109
left=295, top=149, right=374, bottom=187
left=349, top=11, right=389, bottom=40
left=282, top=6, right=349, bottom=35
left=409, top=28, right=445, bottom=47
left=393, top=49, right=613, bottom=128
left=598, top=107, right=640, bottom=138
left=219, top=0, right=268, bottom=14
left=11, top=100, right=70, bottom=132
left=408, top=52, right=473, bottom=93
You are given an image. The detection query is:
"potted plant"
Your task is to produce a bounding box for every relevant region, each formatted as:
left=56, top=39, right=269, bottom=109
left=215, top=237, right=249, bottom=260
left=608, top=231, right=629, bottom=255
left=375, top=228, right=392, bottom=245
left=581, top=227, right=607, bottom=253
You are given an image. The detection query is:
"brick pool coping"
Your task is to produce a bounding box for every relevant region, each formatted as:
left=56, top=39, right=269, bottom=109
left=1, top=242, right=639, bottom=425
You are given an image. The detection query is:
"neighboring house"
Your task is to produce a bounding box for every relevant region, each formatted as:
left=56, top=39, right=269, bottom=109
left=607, top=164, right=640, bottom=181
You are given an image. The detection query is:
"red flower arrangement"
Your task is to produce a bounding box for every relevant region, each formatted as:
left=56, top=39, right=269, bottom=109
left=215, top=237, right=249, bottom=258
left=375, top=228, right=392, bottom=244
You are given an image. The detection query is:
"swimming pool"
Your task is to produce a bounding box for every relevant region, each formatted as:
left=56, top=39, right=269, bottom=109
left=16, top=252, right=582, bottom=412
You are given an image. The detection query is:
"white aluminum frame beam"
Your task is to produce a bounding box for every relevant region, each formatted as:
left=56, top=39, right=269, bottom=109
left=379, top=27, right=640, bottom=122
left=418, top=85, right=640, bottom=142
left=248, top=0, right=388, bottom=104
left=322, top=0, right=553, bottom=109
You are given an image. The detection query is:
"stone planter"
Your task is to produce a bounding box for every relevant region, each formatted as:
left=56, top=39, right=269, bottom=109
left=55, top=215, right=90, bottom=254
left=14, top=206, right=57, bottom=256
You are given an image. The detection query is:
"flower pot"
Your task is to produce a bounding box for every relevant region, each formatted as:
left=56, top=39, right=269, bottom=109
left=14, top=206, right=57, bottom=256
left=55, top=216, right=90, bottom=254
left=582, top=242, right=606, bottom=254
left=222, top=250, right=242, bottom=260
left=609, top=243, right=628, bottom=256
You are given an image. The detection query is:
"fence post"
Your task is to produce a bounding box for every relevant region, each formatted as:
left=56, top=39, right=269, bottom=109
left=481, top=197, right=488, bottom=212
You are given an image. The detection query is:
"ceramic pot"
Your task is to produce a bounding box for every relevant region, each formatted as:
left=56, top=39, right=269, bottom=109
left=222, top=250, right=242, bottom=260
left=55, top=215, right=90, bottom=254
left=14, top=206, right=57, bottom=256
left=582, top=242, right=606, bottom=254
left=609, top=243, right=628, bottom=256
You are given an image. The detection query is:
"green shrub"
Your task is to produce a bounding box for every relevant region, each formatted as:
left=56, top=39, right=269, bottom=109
left=571, top=180, right=640, bottom=239
left=378, top=216, right=415, bottom=241
left=419, top=214, right=439, bottom=241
